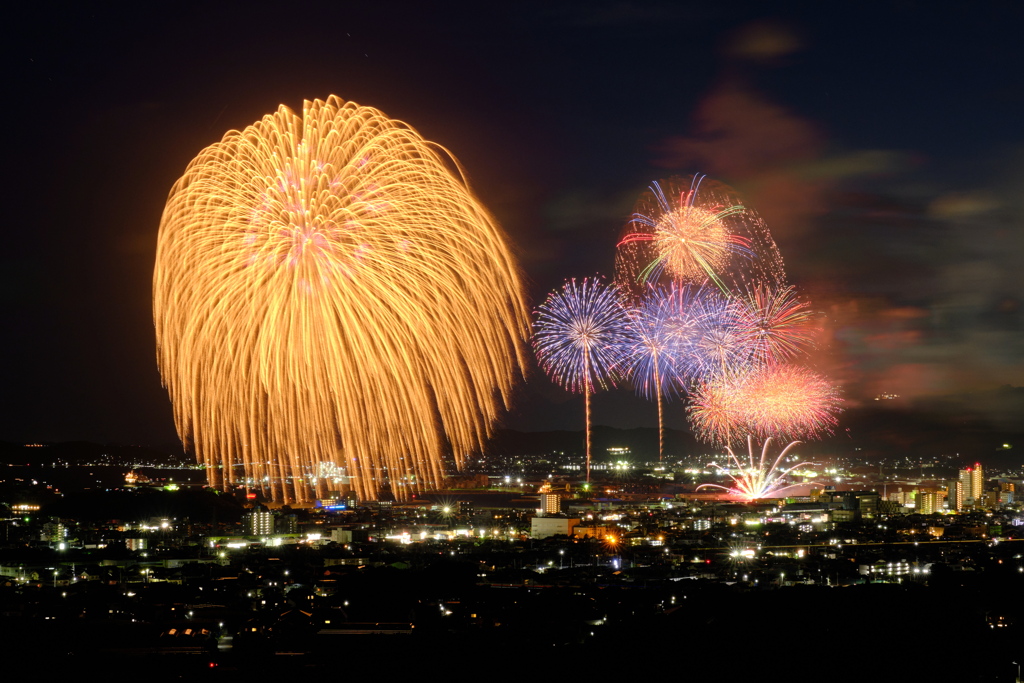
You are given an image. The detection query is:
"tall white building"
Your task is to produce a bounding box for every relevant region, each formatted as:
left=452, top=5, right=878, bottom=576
left=245, top=506, right=274, bottom=535
left=956, top=463, right=984, bottom=508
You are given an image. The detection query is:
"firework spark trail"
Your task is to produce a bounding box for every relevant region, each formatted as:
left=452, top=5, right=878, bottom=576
left=697, top=437, right=813, bottom=500
left=688, top=364, right=841, bottom=446
left=533, top=278, right=633, bottom=482
left=615, top=175, right=786, bottom=302
left=154, top=96, right=529, bottom=504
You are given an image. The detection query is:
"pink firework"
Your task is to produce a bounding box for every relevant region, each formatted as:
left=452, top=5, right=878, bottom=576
left=688, top=364, right=840, bottom=447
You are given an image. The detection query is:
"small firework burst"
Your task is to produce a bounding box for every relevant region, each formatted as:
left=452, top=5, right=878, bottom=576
left=698, top=437, right=815, bottom=500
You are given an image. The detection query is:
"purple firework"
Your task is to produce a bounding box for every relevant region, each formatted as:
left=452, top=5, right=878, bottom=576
left=619, top=283, right=698, bottom=460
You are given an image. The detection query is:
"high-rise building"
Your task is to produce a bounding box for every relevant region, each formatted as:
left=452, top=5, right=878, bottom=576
left=954, top=471, right=970, bottom=507
left=917, top=491, right=937, bottom=514
left=539, top=493, right=561, bottom=515
left=970, top=462, right=984, bottom=501
left=957, top=464, right=984, bottom=508
left=244, top=505, right=274, bottom=536
left=948, top=479, right=964, bottom=511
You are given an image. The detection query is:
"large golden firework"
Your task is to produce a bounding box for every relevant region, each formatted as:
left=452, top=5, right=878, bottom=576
left=154, top=96, right=528, bottom=504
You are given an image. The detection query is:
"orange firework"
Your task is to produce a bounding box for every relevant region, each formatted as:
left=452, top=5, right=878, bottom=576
left=689, top=364, right=840, bottom=447
left=615, top=175, right=786, bottom=301
left=154, top=96, right=529, bottom=504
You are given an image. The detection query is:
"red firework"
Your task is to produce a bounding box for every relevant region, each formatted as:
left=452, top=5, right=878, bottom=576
left=733, top=283, right=819, bottom=366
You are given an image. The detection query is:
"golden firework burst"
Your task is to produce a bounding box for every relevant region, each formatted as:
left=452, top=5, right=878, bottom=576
left=154, top=96, right=528, bottom=504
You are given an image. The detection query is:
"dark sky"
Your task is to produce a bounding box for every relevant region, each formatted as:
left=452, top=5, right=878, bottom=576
left=5, top=1, right=1023, bottom=448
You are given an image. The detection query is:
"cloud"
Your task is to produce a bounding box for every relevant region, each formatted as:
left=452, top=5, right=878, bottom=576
left=654, top=85, right=910, bottom=242
left=723, top=20, right=802, bottom=62
left=653, top=85, right=827, bottom=240
left=928, top=191, right=1000, bottom=218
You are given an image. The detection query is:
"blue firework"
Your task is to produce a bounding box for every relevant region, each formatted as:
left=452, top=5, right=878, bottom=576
left=532, top=278, right=632, bottom=393
left=620, top=283, right=698, bottom=400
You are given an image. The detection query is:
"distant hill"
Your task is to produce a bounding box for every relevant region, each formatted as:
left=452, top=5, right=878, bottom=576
left=4, top=387, right=1021, bottom=468
left=489, top=386, right=1024, bottom=466
left=0, top=441, right=185, bottom=467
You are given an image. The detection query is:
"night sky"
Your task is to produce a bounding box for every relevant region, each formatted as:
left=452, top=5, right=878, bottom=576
left=6, top=1, right=1024, bottom=449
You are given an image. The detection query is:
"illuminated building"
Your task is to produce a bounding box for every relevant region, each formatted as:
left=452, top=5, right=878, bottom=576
left=531, top=516, right=579, bottom=539
left=539, top=493, right=561, bottom=515
left=998, top=484, right=1014, bottom=505
left=41, top=520, right=67, bottom=544
left=245, top=506, right=274, bottom=536
left=970, top=463, right=984, bottom=501
left=917, top=491, right=937, bottom=515
left=956, top=464, right=984, bottom=508
left=959, top=468, right=973, bottom=505
left=948, top=479, right=964, bottom=511
left=817, top=490, right=879, bottom=520
left=863, top=559, right=911, bottom=578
